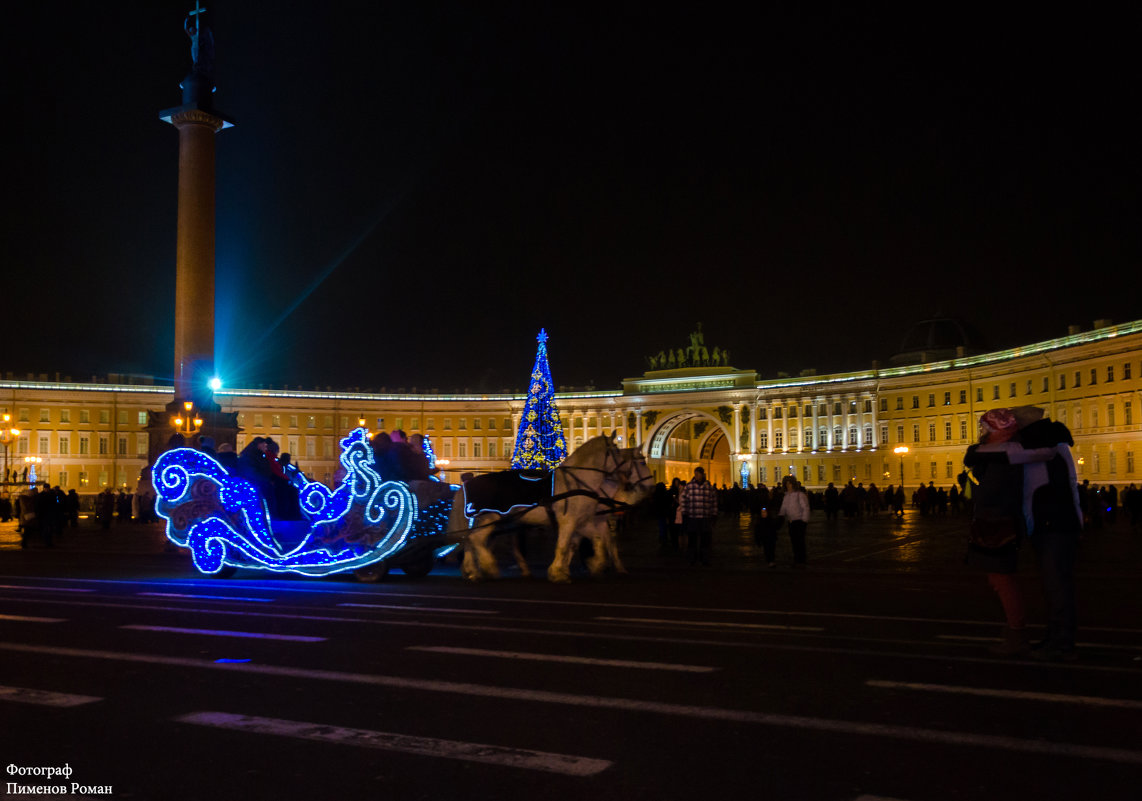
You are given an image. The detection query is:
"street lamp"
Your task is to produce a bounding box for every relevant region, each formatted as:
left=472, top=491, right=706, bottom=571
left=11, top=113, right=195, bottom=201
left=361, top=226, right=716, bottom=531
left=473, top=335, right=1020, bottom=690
left=1, top=414, right=20, bottom=487
left=894, top=446, right=909, bottom=491
left=172, top=400, right=204, bottom=438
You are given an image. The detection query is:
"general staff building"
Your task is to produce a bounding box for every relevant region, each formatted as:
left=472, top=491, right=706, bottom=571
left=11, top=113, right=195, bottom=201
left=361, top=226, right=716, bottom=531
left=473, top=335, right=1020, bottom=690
left=3, top=320, right=1140, bottom=497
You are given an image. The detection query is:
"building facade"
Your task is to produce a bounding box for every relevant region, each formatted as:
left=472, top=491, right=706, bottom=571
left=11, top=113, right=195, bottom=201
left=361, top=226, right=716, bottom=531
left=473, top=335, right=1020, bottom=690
left=3, top=320, right=1140, bottom=498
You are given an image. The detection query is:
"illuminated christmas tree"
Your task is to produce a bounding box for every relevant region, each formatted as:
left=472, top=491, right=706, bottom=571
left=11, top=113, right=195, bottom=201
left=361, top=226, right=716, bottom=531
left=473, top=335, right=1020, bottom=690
left=511, top=329, right=568, bottom=470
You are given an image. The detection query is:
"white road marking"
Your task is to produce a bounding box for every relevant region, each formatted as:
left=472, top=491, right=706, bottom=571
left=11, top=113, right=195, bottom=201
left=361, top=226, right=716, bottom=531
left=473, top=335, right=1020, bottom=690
left=4, top=575, right=1142, bottom=634
left=4, top=641, right=1141, bottom=765
left=337, top=603, right=498, bottom=615
left=138, top=592, right=274, bottom=603
left=0, top=684, right=102, bottom=707
left=0, top=613, right=65, bottom=623
left=867, top=680, right=1142, bottom=710
left=175, top=711, right=611, bottom=776
left=119, top=625, right=326, bottom=642
left=595, top=616, right=824, bottom=632
left=407, top=645, right=717, bottom=673
left=936, top=634, right=1142, bottom=651
left=0, top=584, right=94, bottom=593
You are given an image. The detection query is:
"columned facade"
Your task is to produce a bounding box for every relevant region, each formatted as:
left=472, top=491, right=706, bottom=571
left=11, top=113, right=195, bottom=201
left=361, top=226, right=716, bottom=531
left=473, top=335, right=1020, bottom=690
left=3, top=321, right=1140, bottom=496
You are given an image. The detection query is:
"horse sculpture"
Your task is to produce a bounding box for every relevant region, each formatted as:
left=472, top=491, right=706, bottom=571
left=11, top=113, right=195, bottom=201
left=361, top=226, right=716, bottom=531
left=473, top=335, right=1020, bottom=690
left=452, top=434, right=653, bottom=583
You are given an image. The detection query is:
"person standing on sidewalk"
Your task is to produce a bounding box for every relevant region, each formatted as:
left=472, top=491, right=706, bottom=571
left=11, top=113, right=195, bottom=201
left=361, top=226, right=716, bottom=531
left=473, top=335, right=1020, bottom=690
left=778, top=476, right=811, bottom=567
left=679, top=466, right=718, bottom=566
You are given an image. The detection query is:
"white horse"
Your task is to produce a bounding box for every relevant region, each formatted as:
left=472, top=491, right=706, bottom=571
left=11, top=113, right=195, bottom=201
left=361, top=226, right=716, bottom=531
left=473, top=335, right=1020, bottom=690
left=454, top=434, right=653, bottom=583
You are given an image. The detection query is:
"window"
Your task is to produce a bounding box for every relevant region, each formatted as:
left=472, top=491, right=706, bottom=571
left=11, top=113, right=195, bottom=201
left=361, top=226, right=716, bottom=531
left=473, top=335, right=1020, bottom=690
left=946, top=461, right=954, bottom=478
left=993, top=386, right=1000, bottom=400
left=137, top=433, right=148, bottom=458
left=774, top=431, right=783, bottom=449
left=930, top=462, right=938, bottom=479
left=896, top=425, right=904, bottom=443
left=959, top=390, right=967, bottom=404
left=1092, top=409, right=1099, bottom=428
left=1042, top=377, right=1049, bottom=393
left=272, top=415, right=281, bottom=427
left=1107, top=365, right=1115, bottom=382
left=58, top=435, right=70, bottom=455
left=803, top=466, right=811, bottom=483
left=880, top=425, right=888, bottom=444
left=473, top=441, right=481, bottom=458
left=804, top=429, right=813, bottom=448
left=1026, top=380, right=1032, bottom=395
left=1058, top=375, right=1066, bottom=390
left=459, top=418, right=467, bottom=430
left=254, top=414, right=264, bottom=427
left=1074, top=371, right=1081, bottom=387
left=943, top=392, right=951, bottom=406
left=487, top=418, right=496, bottom=430
left=444, top=419, right=452, bottom=430
left=833, top=464, right=841, bottom=481
left=39, top=435, right=49, bottom=454
left=775, top=407, right=783, bottom=419
left=79, top=471, right=88, bottom=487
left=834, top=426, right=843, bottom=446
left=1108, top=404, right=1115, bottom=426
left=848, top=426, right=858, bottom=445
left=99, top=410, right=110, bottom=424
left=40, top=408, right=50, bottom=423
left=928, top=423, right=936, bottom=442
left=818, top=465, right=826, bottom=482
left=818, top=404, right=827, bottom=416
left=789, top=407, right=797, bottom=419
left=896, top=397, right=904, bottom=411
left=1126, top=402, right=1133, bottom=426
left=1124, top=362, right=1132, bottom=380
left=1127, top=451, right=1135, bottom=475
left=307, top=416, right=316, bottom=429
left=789, top=430, right=798, bottom=448
left=912, top=424, right=920, bottom=443
left=976, top=388, right=983, bottom=403
left=118, top=410, right=128, bottom=425
left=58, top=472, right=68, bottom=488
left=849, top=401, right=857, bottom=414
left=911, top=396, right=919, bottom=409
left=834, top=402, right=842, bottom=415
left=138, top=411, right=148, bottom=426
left=80, top=410, right=90, bottom=424
left=488, top=442, right=496, bottom=458
left=945, top=421, right=952, bottom=440
left=759, top=432, right=768, bottom=449
left=290, top=415, right=300, bottom=428
left=98, top=436, right=109, bottom=455
left=879, top=398, right=888, bottom=412
left=928, top=394, right=935, bottom=407
left=79, top=435, right=90, bottom=455
left=60, top=409, right=71, bottom=424
left=426, top=418, right=435, bottom=430
left=759, top=407, right=768, bottom=420
left=117, top=436, right=128, bottom=456
left=502, top=418, right=511, bottom=430
left=1009, top=382, right=1017, bottom=398
left=1090, top=368, right=1097, bottom=385
left=324, top=415, right=333, bottom=428
left=960, top=420, right=968, bottom=439
left=864, top=425, right=872, bottom=445
left=1110, top=451, right=1117, bottom=475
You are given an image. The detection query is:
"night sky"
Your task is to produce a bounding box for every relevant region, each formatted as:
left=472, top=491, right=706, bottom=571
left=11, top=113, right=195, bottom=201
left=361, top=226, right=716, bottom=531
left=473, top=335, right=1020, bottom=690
left=6, top=3, right=1139, bottom=393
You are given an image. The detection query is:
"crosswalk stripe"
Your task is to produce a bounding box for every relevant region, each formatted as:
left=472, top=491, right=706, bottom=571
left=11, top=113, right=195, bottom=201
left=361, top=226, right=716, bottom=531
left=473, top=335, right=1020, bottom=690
left=119, top=625, right=325, bottom=642
left=595, top=616, right=824, bottom=632
left=138, top=592, right=274, bottom=603
left=337, top=603, right=498, bottom=615
left=867, top=680, right=1142, bottom=710
left=4, top=641, right=1142, bottom=765
left=175, top=711, right=611, bottom=776
left=0, top=684, right=102, bottom=707
left=406, top=645, right=718, bottom=672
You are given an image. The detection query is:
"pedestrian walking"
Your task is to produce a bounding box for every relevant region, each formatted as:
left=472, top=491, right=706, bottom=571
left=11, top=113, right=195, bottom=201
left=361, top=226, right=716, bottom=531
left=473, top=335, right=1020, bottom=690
left=778, top=476, right=811, bottom=567
left=679, top=466, right=717, bottom=566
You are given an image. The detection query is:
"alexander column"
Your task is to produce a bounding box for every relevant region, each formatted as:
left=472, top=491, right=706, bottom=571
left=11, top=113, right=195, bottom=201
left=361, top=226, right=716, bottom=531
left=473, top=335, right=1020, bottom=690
left=147, top=3, right=238, bottom=462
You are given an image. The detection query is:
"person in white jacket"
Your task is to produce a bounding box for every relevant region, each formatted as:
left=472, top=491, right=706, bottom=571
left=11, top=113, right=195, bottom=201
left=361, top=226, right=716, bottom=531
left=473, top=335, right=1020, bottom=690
left=778, top=477, right=811, bottom=567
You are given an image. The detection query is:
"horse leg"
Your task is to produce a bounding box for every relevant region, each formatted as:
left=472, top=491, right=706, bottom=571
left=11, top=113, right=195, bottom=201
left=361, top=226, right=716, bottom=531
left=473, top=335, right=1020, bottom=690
left=546, top=518, right=575, bottom=583
left=604, top=517, right=628, bottom=574
left=511, top=534, right=532, bottom=577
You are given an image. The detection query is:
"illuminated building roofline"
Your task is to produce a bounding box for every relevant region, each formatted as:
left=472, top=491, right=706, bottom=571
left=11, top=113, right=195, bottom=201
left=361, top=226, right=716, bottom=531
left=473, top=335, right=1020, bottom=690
left=2, top=319, right=1138, bottom=399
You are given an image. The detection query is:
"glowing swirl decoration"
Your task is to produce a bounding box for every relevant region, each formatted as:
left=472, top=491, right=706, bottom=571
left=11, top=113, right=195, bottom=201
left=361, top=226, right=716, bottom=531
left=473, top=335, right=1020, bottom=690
left=153, top=428, right=451, bottom=577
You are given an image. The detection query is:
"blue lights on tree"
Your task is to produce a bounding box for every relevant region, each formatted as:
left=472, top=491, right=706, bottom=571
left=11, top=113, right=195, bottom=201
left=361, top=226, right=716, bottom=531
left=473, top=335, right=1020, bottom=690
left=511, top=329, right=568, bottom=470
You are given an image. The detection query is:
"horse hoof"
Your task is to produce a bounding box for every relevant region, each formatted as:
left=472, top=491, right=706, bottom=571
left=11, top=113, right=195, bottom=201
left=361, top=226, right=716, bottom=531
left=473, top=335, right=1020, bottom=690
left=547, top=572, right=572, bottom=584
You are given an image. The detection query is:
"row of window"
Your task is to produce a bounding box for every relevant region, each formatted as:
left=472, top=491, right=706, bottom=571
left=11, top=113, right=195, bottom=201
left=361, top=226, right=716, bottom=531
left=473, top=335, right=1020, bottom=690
left=10, top=432, right=148, bottom=458
left=10, top=408, right=150, bottom=426
left=759, top=400, right=875, bottom=420
left=241, top=414, right=516, bottom=433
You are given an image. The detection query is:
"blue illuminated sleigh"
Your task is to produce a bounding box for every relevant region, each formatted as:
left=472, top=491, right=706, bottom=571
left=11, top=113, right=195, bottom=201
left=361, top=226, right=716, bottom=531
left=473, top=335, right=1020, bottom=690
left=153, top=429, right=457, bottom=579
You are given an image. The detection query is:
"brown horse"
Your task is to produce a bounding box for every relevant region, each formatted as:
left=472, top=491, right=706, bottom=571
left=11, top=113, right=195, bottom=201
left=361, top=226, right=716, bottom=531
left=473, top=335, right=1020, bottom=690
left=452, top=434, right=653, bottom=583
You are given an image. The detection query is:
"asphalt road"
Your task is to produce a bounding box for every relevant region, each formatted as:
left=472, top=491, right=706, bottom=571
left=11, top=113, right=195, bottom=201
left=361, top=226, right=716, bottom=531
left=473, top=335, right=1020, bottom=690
left=1, top=510, right=1140, bottom=800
